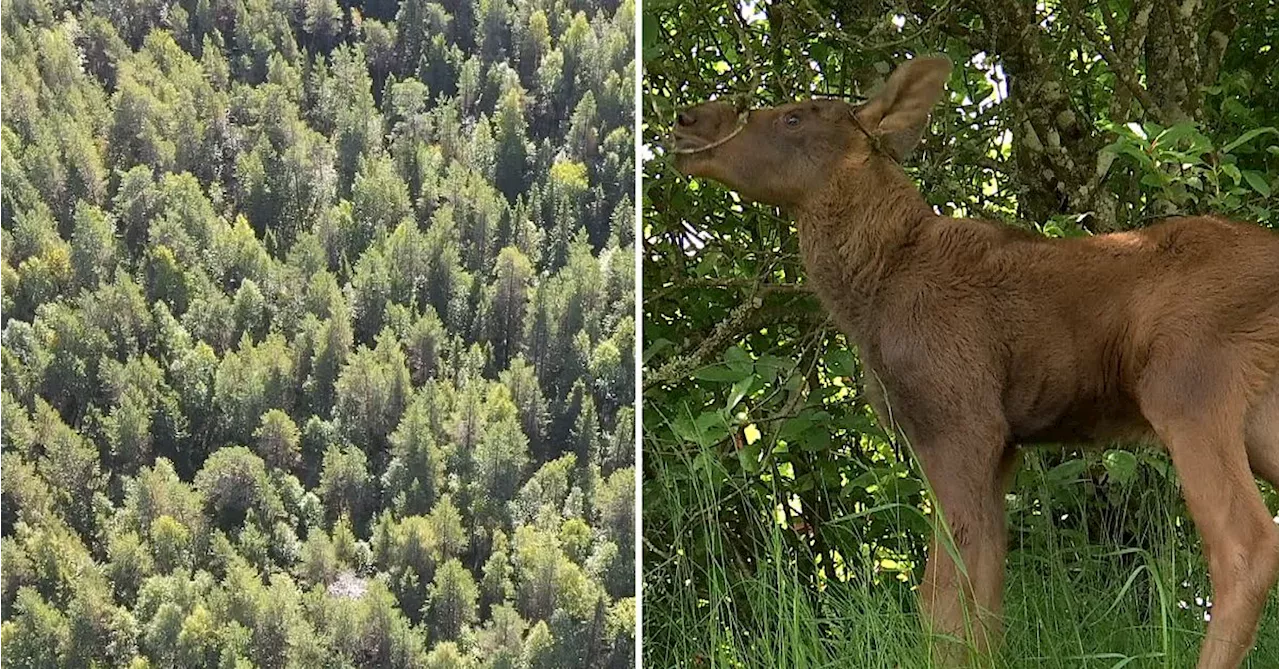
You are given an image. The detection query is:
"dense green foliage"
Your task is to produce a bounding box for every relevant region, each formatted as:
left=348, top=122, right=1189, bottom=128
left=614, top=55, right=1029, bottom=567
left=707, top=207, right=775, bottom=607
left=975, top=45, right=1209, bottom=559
left=0, top=0, right=635, bottom=666
left=642, top=0, right=1277, bottom=666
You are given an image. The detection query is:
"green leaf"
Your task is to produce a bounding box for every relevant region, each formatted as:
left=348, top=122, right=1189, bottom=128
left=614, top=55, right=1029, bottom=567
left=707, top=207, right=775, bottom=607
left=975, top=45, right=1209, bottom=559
left=799, top=427, right=832, bottom=452
left=1107, top=141, right=1154, bottom=168
left=724, top=345, right=754, bottom=376
left=1222, top=97, right=1249, bottom=119
left=670, top=414, right=699, bottom=444
left=755, top=354, right=791, bottom=374
left=776, top=411, right=817, bottom=440
left=725, top=377, right=753, bottom=411
left=1153, top=122, right=1204, bottom=149
left=643, top=339, right=675, bottom=363
left=1222, top=127, right=1278, bottom=153
left=1140, top=173, right=1167, bottom=189
left=879, top=476, right=923, bottom=500
left=1242, top=170, right=1272, bottom=197
left=692, top=364, right=747, bottom=383
left=641, top=13, right=659, bottom=49
left=738, top=439, right=762, bottom=474
left=692, top=451, right=727, bottom=491
left=1103, top=450, right=1138, bottom=485
left=693, top=411, right=730, bottom=447
left=835, top=412, right=888, bottom=440
left=825, top=349, right=856, bottom=378
left=641, top=13, right=665, bottom=61
left=1047, top=458, right=1088, bottom=486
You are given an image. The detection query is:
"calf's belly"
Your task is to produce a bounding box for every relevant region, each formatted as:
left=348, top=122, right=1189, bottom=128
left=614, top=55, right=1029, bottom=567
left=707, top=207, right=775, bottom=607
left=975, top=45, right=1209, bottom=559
left=1007, top=385, right=1153, bottom=446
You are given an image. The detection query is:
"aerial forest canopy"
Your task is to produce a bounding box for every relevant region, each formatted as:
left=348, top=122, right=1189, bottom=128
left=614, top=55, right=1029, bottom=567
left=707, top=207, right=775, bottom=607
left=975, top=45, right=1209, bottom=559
left=0, top=0, right=636, bottom=667
left=641, top=0, right=1276, bottom=666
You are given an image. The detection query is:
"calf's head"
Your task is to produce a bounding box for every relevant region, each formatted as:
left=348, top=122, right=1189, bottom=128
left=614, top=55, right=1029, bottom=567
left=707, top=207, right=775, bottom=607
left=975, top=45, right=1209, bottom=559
left=671, top=56, right=952, bottom=207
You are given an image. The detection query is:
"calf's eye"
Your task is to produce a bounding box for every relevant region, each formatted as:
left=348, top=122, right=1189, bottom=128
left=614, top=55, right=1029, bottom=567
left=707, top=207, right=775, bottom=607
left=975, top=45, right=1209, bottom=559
left=785, top=113, right=800, bottom=127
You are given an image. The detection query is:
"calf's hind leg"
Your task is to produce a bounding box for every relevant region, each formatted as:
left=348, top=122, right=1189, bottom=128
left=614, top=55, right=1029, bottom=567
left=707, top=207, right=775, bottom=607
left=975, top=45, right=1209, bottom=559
left=1140, top=365, right=1278, bottom=669
left=1243, top=375, right=1277, bottom=486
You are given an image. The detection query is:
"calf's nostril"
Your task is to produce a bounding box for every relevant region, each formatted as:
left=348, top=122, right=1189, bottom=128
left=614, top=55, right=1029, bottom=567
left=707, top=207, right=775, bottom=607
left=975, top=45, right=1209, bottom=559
left=677, top=111, right=696, bottom=127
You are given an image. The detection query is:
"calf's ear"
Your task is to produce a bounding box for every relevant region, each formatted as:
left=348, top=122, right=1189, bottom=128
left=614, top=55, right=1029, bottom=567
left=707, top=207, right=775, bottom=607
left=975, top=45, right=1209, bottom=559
left=858, top=56, right=952, bottom=161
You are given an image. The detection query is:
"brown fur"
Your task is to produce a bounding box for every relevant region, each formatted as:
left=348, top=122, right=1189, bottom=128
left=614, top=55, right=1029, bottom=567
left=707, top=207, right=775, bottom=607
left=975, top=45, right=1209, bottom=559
left=672, top=56, right=1279, bottom=668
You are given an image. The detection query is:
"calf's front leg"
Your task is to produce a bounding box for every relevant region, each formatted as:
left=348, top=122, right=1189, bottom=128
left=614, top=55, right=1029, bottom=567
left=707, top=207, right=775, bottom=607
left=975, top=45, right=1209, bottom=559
left=914, top=432, right=1015, bottom=666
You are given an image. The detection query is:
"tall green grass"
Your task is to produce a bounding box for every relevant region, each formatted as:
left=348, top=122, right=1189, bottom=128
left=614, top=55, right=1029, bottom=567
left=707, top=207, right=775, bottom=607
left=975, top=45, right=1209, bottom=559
left=643, top=440, right=1279, bottom=668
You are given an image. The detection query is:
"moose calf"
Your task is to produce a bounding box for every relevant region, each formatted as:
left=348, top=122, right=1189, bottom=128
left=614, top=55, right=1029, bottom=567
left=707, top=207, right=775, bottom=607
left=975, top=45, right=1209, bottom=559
left=671, top=56, right=1278, bottom=668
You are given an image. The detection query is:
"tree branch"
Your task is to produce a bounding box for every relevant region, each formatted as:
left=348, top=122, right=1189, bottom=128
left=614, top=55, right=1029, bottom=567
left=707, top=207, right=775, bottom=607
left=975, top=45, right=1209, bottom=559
left=1117, top=0, right=1155, bottom=63
left=643, top=294, right=827, bottom=391
left=1076, top=17, right=1166, bottom=125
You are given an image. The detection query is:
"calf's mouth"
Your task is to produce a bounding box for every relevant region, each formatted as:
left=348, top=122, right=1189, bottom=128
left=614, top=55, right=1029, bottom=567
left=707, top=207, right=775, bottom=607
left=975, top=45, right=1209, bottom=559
left=668, top=104, right=748, bottom=157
